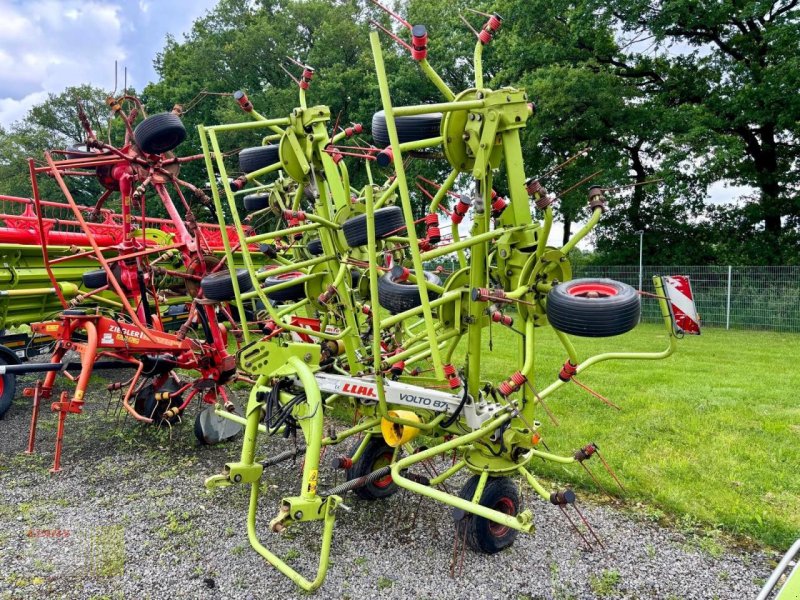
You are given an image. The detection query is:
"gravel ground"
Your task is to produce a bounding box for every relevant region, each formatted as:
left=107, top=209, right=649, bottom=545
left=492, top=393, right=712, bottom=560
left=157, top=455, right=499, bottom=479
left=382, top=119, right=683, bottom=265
left=0, top=371, right=775, bottom=600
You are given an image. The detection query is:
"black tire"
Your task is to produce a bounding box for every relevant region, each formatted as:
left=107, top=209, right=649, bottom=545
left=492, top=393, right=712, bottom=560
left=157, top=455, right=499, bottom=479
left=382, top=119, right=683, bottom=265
left=307, top=239, right=323, bottom=256
left=243, top=193, right=269, bottom=212
left=0, top=351, right=17, bottom=419
left=263, top=271, right=305, bottom=302
left=82, top=269, right=108, bottom=289
left=63, top=144, right=97, bottom=159
left=454, top=476, right=520, bottom=554
left=345, top=437, right=398, bottom=500
left=371, top=110, right=442, bottom=147
left=136, top=378, right=184, bottom=426
left=546, top=278, right=640, bottom=338
left=239, top=145, right=280, bottom=174
left=378, top=267, right=440, bottom=315
left=350, top=269, right=361, bottom=290
left=200, top=269, right=254, bottom=302
left=342, top=206, right=405, bottom=248
left=134, top=113, right=186, bottom=155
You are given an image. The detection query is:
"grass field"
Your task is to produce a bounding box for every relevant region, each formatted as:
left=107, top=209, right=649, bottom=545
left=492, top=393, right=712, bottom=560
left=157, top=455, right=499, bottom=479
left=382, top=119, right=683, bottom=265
left=457, top=321, right=800, bottom=549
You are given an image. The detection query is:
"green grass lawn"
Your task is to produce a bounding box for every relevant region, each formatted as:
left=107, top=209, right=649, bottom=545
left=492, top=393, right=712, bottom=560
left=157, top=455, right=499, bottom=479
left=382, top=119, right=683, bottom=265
left=458, top=322, right=800, bottom=549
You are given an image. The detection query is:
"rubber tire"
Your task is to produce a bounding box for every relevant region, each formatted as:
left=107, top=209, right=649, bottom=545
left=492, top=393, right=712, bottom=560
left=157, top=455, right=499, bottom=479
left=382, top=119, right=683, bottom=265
left=82, top=269, right=108, bottom=289
left=200, top=269, right=254, bottom=302
left=342, top=206, right=405, bottom=248
left=454, top=476, right=520, bottom=554
left=546, top=278, right=640, bottom=338
left=64, top=144, right=97, bottom=159
left=307, top=238, right=323, bottom=256
left=378, top=268, right=441, bottom=315
left=263, top=271, right=305, bottom=302
left=345, top=437, right=398, bottom=500
left=243, top=193, right=269, bottom=212
left=239, top=145, right=280, bottom=174
left=0, top=351, right=17, bottom=419
left=134, top=113, right=186, bottom=155
left=371, top=110, right=442, bottom=147
left=137, top=378, right=183, bottom=427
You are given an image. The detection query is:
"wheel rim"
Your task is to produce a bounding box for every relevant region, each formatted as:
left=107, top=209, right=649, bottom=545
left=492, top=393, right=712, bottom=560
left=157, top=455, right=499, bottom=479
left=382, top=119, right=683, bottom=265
left=372, top=451, right=394, bottom=489
left=488, top=497, right=516, bottom=537
left=0, top=374, right=5, bottom=396
left=567, top=282, right=619, bottom=298
left=273, top=272, right=302, bottom=282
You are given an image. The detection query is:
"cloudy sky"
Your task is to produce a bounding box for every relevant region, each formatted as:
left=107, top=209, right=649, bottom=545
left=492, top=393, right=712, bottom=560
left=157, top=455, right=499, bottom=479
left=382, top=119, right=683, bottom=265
left=0, top=0, right=218, bottom=127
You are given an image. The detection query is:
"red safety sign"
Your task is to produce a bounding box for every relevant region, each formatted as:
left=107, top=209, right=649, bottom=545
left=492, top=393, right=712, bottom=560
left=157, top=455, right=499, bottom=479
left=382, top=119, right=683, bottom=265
left=663, top=275, right=701, bottom=335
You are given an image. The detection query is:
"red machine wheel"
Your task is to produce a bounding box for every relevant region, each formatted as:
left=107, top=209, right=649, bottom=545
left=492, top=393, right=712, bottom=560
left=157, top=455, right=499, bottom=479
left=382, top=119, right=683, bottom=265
left=546, top=278, right=640, bottom=338
left=345, top=437, right=399, bottom=500
left=455, top=476, right=520, bottom=554
left=263, top=270, right=305, bottom=303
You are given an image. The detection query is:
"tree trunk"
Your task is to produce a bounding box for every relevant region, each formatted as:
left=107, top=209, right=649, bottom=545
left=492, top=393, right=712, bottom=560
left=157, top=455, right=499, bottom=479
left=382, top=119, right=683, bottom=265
left=628, top=141, right=647, bottom=231
left=562, top=213, right=573, bottom=246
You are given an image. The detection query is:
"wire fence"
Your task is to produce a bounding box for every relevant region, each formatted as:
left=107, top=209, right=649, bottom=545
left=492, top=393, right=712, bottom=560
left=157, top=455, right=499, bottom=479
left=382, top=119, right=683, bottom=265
left=574, top=265, right=800, bottom=332
left=425, top=260, right=800, bottom=333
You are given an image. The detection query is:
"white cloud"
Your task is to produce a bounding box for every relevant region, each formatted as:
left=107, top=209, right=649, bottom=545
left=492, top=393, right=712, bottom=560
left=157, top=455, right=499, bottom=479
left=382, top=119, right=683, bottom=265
left=0, top=0, right=219, bottom=128
left=0, top=0, right=127, bottom=126
left=707, top=180, right=756, bottom=206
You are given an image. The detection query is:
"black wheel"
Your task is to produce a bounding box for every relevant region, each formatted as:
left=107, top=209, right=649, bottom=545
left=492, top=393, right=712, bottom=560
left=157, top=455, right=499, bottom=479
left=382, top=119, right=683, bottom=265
left=263, top=270, right=305, bottom=302
left=239, top=145, right=280, bottom=174
left=135, top=377, right=183, bottom=426
left=546, top=278, right=640, bottom=338
left=371, top=110, right=442, bottom=147
left=63, top=144, right=97, bottom=159
left=350, top=269, right=361, bottom=289
left=0, top=351, right=17, bottom=418
left=307, top=238, right=323, bottom=256
left=81, top=269, right=108, bottom=289
left=345, top=437, right=398, bottom=500
left=378, top=267, right=440, bottom=315
left=194, top=405, right=243, bottom=445
left=200, top=269, right=253, bottom=302
left=342, top=206, right=405, bottom=248
left=243, top=193, right=269, bottom=212
left=454, top=476, right=520, bottom=554
left=134, top=113, right=186, bottom=155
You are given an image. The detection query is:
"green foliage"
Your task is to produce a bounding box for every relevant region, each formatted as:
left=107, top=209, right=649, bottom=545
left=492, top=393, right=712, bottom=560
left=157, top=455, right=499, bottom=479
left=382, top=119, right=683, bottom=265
left=0, top=84, right=115, bottom=203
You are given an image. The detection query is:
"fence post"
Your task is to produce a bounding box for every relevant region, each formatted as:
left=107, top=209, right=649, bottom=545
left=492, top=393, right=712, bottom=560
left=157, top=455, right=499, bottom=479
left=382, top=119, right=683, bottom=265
left=725, top=265, right=732, bottom=330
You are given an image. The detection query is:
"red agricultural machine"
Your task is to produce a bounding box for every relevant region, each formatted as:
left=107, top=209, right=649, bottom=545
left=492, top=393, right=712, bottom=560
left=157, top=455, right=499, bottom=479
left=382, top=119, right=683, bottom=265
left=0, top=94, right=264, bottom=471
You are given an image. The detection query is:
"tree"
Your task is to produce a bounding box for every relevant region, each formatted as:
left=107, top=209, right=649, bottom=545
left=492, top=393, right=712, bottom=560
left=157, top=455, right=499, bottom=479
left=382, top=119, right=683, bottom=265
left=0, top=84, right=113, bottom=204
left=580, top=0, right=800, bottom=263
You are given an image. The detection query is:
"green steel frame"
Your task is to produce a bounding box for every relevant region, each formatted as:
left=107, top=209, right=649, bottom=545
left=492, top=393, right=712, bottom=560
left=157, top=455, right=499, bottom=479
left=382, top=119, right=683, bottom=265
left=197, top=18, right=683, bottom=592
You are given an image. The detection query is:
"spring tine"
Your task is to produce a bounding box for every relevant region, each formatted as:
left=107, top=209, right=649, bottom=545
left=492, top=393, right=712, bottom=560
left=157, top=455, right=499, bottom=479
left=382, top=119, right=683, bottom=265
left=369, top=19, right=413, bottom=52
left=450, top=521, right=461, bottom=578
left=459, top=520, right=467, bottom=577
left=541, top=146, right=591, bottom=179
left=369, top=0, right=411, bottom=29
left=573, top=503, right=605, bottom=549
left=602, top=178, right=663, bottom=194
left=279, top=64, right=300, bottom=86
left=554, top=170, right=604, bottom=201
left=558, top=504, right=592, bottom=551
left=458, top=14, right=480, bottom=38
left=524, top=381, right=559, bottom=427
left=579, top=460, right=612, bottom=500
left=571, top=377, right=621, bottom=410
left=595, top=448, right=626, bottom=492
